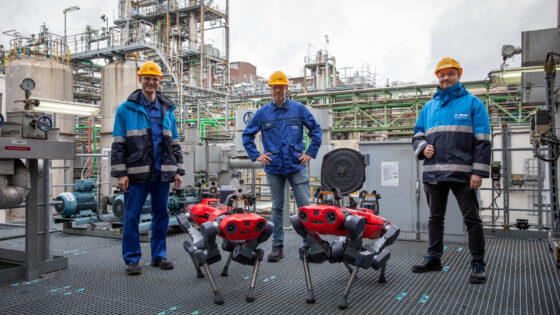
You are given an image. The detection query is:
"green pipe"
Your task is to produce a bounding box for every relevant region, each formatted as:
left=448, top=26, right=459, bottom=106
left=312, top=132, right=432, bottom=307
left=75, top=126, right=100, bottom=130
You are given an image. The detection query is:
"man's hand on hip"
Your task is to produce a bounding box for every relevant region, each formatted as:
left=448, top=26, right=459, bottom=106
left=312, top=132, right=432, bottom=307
left=174, top=174, right=182, bottom=189
left=470, top=174, right=482, bottom=189
left=118, top=176, right=129, bottom=192
left=298, top=153, right=312, bottom=166
left=257, top=153, right=273, bottom=165
left=423, top=144, right=435, bottom=158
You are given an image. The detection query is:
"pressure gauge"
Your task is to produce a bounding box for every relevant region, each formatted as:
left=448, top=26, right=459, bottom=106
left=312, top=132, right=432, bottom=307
left=20, top=78, right=35, bottom=91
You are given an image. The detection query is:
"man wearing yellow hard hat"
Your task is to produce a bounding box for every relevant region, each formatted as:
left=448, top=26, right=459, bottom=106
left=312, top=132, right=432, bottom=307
left=411, top=57, right=490, bottom=284
left=111, top=61, right=185, bottom=275
left=242, top=71, right=322, bottom=262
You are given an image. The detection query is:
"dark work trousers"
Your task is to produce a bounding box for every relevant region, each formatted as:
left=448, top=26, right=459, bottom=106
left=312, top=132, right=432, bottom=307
left=424, top=182, right=485, bottom=264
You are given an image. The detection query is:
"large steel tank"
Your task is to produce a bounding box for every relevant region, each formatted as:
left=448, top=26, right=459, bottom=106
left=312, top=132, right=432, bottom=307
left=4, top=57, right=74, bottom=221
left=100, top=59, right=139, bottom=197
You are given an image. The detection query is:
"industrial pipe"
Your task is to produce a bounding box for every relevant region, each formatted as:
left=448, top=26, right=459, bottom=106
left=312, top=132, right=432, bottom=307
left=229, top=158, right=264, bottom=169
left=0, top=159, right=31, bottom=209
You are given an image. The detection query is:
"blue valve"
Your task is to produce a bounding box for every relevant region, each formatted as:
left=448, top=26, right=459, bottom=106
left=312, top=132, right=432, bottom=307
left=0, top=113, right=4, bottom=128
left=37, top=115, right=53, bottom=132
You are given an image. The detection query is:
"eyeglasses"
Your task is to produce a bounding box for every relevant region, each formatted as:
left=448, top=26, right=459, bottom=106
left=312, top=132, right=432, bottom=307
left=438, top=70, right=458, bottom=78
left=142, top=77, right=161, bottom=82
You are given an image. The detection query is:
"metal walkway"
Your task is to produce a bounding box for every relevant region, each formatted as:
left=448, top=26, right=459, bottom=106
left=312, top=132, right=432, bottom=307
left=1, top=227, right=559, bottom=314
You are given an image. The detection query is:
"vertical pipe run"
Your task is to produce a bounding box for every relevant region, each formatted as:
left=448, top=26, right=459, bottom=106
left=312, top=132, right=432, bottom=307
left=25, top=160, right=39, bottom=281
left=200, top=4, right=205, bottom=88
left=538, top=156, right=544, bottom=230
left=502, top=125, right=510, bottom=228
left=544, top=67, right=560, bottom=236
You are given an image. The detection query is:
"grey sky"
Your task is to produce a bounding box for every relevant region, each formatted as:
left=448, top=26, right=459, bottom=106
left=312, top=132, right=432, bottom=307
left=1, top=0, right=555, bottom=85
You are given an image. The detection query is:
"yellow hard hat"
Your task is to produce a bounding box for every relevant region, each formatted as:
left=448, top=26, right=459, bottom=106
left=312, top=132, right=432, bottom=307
left=435, top=57, right=463, bottom=76
left=268, top=71, right=289, bottom=86
left=137, top=61, right=163, bottom=78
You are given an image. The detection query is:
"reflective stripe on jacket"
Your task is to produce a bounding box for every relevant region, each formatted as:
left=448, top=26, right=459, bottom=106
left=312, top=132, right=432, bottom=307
left=412, top=83, right=491, bottom=183
left=111, top=89, right=185, bottom=183
left=242, top=99, right=322, bottom=175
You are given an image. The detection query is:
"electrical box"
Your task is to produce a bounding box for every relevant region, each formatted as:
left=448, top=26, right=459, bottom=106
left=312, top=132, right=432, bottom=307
left=359, top=141, right=467, bottom=242
left=491, top=161, right=501, bottom=181
left=521, top=71, right=560, bottom=105
left=530, top=109, right=551, bottom=145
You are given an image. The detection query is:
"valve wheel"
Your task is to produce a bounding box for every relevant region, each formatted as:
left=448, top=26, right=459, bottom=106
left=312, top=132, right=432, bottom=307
left=37, top=115, right=53, bottom=132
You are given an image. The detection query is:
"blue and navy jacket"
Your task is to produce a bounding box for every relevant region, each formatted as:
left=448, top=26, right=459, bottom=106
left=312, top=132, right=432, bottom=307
left=412, top=83, right=491, bottom=183
left=242, top=98, right=322, bottom=175
left=111, top=89, right=185, bottom=183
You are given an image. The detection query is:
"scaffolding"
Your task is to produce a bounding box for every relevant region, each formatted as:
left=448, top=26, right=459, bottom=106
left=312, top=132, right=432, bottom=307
left=231, top=80, right=531, bottom=142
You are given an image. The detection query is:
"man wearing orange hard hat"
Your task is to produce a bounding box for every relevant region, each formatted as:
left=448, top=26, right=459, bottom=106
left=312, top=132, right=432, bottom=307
left=111, top=61, right=184, bottom=275
left=242, top=71, right=322, bottom=262
left=411, top=57, right=490, bottom=284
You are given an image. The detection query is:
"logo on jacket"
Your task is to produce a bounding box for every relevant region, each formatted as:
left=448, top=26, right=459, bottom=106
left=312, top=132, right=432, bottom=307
left=454, top=113, right=470, bottom=120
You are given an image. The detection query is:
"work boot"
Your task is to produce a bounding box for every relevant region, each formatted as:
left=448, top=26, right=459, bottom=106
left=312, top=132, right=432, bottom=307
left=151, top=258, right=174, bottom=270
left=411, top=256, right=442, bottom=273
left=469, top=262, right=486, bottom=284
left=125, top=262, right=141, bottom=276
left=267, top=247, right=283, bottom=262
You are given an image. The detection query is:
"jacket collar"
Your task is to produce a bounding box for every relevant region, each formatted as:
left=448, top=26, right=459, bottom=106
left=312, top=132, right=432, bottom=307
left=433, top=82, right=469, bottom=106
left=269, top=98, right=290, bottom=110
left=126, top=89, right=176, bottom=112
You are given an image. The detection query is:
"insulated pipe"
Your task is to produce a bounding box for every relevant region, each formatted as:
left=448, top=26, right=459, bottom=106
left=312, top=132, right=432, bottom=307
left=0, top=159, right=31, bottom=209
left=229, top=158, right=264, bottom=169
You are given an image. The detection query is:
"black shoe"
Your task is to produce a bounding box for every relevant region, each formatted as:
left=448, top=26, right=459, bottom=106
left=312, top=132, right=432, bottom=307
left=411, top=256, right=442, bottom=273
left=151, top=258, right=174, bottom=270
left=267, top=248, right=283, bottom=262
left=125, top=262, right=141, bottom=276
left=470, top=262, right=486, bottom=284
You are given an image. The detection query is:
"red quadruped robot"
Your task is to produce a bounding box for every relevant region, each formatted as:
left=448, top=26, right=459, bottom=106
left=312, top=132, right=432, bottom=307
left=176, top=192, right=273, bottom=304
left=290, top=148, right=400, bottom=310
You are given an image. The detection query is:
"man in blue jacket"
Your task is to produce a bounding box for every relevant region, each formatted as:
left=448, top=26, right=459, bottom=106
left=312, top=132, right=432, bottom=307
left=242, top=71, right=322, bottom=262
left=111, top=61, right=185, bottom=275
left=411, top=57, right=490, bottom=284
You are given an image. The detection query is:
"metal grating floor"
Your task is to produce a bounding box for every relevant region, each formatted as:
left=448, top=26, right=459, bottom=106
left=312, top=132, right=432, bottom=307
left=1, top=227, right=560, bottom=314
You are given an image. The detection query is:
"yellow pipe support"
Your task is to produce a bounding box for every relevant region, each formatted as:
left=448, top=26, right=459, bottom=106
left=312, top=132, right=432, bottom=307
left=67, top=46, right=70, bottom=66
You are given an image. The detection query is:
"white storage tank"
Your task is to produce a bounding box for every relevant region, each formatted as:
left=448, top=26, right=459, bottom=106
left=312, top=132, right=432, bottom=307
left=4, top=57, right=74, bottom=221
left=100, top=59, right=139, bottom=197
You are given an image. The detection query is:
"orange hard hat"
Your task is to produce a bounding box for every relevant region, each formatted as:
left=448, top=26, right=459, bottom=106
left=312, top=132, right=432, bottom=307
left=435, top=57, right=463, bottom=76
left=268, top=71, right=289, bottom=86
left=137, top=61, right=163, bottom=78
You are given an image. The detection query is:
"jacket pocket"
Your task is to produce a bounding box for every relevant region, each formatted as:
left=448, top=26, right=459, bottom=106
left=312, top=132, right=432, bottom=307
left=452, top=148, right=472, bottom=164
left=291, top=144, right=303, bottom=164
left=126, top=152, right=142, bottom=164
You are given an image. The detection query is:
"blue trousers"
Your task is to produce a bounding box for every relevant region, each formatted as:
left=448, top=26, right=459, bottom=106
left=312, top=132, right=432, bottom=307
left=122, top=180, right=170, bottom=264
left=266, top=169, right=311, bottom=249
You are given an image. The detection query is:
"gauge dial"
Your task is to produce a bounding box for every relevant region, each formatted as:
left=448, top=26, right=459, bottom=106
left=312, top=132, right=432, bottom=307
left=20, top=78, right=36, bottom=91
